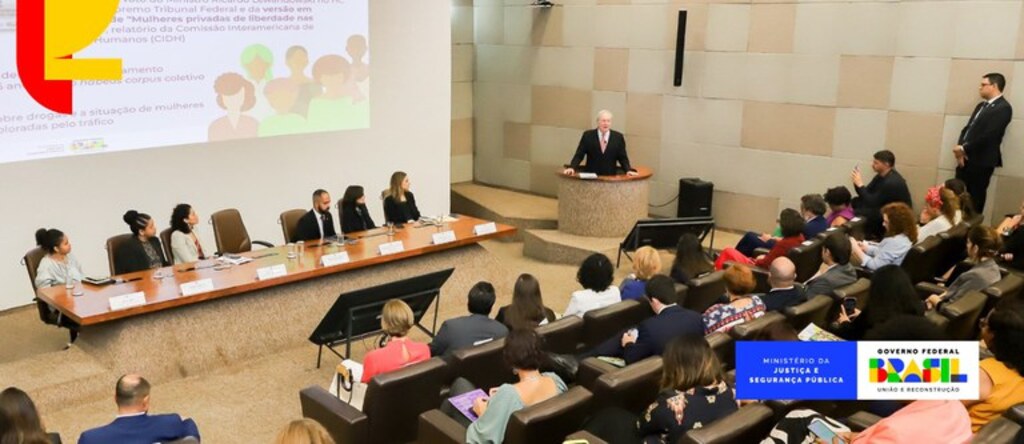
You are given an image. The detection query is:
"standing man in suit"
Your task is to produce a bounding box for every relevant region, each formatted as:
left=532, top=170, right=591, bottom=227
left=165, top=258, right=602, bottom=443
left=295, top=189, right=337, bottom=242
left=803, top=232, right=857, bottom=298
left=563, top=110, right=638, bottom=177
left=955, top=73, right=1012, bottom=213
left=851, top=150, right=913, bottom=239
left=428, top=281, right=509, bottom=358
left=79, top=374, right=200, bottom=444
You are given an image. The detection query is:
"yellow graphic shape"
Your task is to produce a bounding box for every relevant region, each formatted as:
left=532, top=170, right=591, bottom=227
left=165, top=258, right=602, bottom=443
left=44, top=0, right=122, bottom=80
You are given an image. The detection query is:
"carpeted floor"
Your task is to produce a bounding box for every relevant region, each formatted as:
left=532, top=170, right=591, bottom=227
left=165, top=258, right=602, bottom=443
left=0, top=231, right=739, bottom=443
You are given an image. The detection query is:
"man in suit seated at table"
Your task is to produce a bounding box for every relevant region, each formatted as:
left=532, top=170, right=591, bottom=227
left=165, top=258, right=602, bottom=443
left=295, top=189, right=337, bottom=242
left=429, top=281, right=509, bottom=358
left=79, top=374, right=200, bottom=444
left=803, top=232, right=857, bottom=298
left=582, top=275, right=703, bottom=365
left=562, top=110, right=638, bottom=177
left=758, top=257, right=805, bottom=312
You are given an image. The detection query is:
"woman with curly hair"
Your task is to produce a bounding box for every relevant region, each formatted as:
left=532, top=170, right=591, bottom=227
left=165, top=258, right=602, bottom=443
left=850, top=202, right=916, bottom=270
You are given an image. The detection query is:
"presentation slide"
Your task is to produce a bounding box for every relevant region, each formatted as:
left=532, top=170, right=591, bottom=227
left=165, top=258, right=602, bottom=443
left=0, top=0, right=369, bottom=164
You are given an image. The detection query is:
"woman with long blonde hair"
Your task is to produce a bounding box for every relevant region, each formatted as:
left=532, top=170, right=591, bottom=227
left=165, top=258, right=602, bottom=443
left=382, top=171, right=421, bottom=225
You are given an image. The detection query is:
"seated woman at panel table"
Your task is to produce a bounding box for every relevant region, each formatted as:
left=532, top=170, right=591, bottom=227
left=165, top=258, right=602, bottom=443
left=169, top=204, right=208, bottom=264
left=115, top=210, right=170, bottom=275
left=849, top=202, right=916, bottom=271
left=563, top=253, right=621, bottom=318
left=33, top=228, right=84, bottom=289
left=496, top=274, right=557, bottom=331
left=360, top=299, right=430, bottom=383
left=339, top=185, right=377, bottom=234
left=382, top=171, right=421, bottom=225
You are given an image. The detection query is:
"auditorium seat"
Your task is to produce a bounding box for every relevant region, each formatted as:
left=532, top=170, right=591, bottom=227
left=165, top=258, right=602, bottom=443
left=679, top=403, right=775, bottom=444
left=536, top=316, right=584, bottom=355
left=159, top=228, right=174, bottom=264
left=581, top=300, right=653, bottom=349
left=787, top=238, right=824, bottom=283
left=764, top=399, right=837, bottom=421
left=842, top=217, right=867, bottom=241
left=729, top=312, right=786, bottom=341
left=833, top=278, right=870, bottom=309
left=105, top=233, right=135, bottom=275
left=706, top=332, right=735, bottom=370
left=936, top=223, right=969, bottom=275
left=565, top=430, right=608, bottom=444
left=971, top=403, right=1024, bottom=443
left=449, top=338, right=514, bottom=390
left=680, top=271, right=726, bottom=314
left=984, top=272, right=1024, bottom=303
left=590, top=356, right=662, bottom=413
left=279, top=209, right=306, bottom=244
left=22, top=246, right=59, bottom=326
left=783, top=294, right=834, bottom=331
left=209, top=208, right=274, bottom=254
left=900, top=234, right=944, bottom=284
left=299, top=357, right=449, bottom=444
left=417, top=386, right=593, bottom=444
left=925, top=310, right=950, bottom=332
left=938, top=290, right=987, bottom=340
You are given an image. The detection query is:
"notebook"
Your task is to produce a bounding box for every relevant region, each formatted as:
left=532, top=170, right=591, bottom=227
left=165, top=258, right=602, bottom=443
left=447, top=389, right=487, bottom=421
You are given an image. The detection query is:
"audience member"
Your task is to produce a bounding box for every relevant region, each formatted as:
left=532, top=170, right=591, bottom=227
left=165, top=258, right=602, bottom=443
left=800, top=194, right=829, bottom=239
left=969, top=298, right=1024, bottom=432
left=382, top=171, right=421, bottom=225
left=78, top=374, right=200, bottom=444
left=296, top=189, right=337, bottom=242
left=583, top=275, right=703, bottom=365
left=850, top=202, right=916, bottom=270
left=563, top=253, right=621, bottom=318
left=715, top=209, right=805, bottom=270
left=997, top=198, right=1024, bottom=271
left=0, top=387, right=59, bottom=444
left=361, top=299, right=430, bottom=383
left=582, top=336, right=737, bottom=444
left=944, top=178, right=977, bottom=222
left=429, top=282, right=509, bottom=357
left=442, top=329, right=567, bottom=443
left=272, top=418, right=334, bottom=444
left=758, top=257, right=805, bottom=312
left=824, top=186, right=855, bottom=228
left=925, top=224, right=1002, bottom=310
left=619, top=246, right=661, bottom=301
left=832, top=265, right=924, bottom=340
left=495, top=274, right=557, bottom=330
left=863, top=314, right=947, bottom=341
left=670, top=233, right=713, bottom=284
left=803, top=233, right=857, bottom=298
left=339, top=185, right=376, bottom=234
left=33, top=228, right=83, bottom=289
left=703, top=264, right=765, bottom=334
left=115, top=211, right=170, bottom=275
left=850, top=150, right=913, bottom=239
left=169, top=204, right=207, bottom=264
left=917, top=187, right=961, bottom=242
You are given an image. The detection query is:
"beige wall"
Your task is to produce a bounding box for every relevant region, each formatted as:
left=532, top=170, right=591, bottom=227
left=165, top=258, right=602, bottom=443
left=466, top=0, right=1024, bottom=230
left=452, top=0, right=476, bottom=182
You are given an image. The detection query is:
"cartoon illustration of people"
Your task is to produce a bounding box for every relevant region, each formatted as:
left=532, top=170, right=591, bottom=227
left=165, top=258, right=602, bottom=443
left=345, top=34, right=369, bottom=103
left=257, top=78, right=306, bottom=137
left=240, top=44, right=275, bottom=120
left=307, top=54, right=369, bottom=132
left=284, top=45, right=322, bottom=117
left=208, top=73, right=259, bottom=142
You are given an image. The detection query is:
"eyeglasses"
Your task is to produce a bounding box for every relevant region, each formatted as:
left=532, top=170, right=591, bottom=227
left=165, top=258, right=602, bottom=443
left=980, top=82, right=994, bottom=88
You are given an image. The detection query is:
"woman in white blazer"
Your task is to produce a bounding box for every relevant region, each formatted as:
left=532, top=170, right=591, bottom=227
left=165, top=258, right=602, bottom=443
left=169, top=203, right=208, bottom=264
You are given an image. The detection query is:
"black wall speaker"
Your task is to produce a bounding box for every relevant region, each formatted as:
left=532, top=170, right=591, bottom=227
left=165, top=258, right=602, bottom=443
left=673, top=10, right=687, bottom=87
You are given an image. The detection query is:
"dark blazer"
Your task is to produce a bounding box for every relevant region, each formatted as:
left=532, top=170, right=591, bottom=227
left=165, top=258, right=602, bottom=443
left=428, top=314, right=509, bottom=357
left=383, top=191, right=421, bottom=225
left=803, top=263, right=857, bottom=298
left=569, top=129, right=633, bottom=176
left=804, top=215, right=829, bottom=239
left=295, top=209, right=337, bottom=242
left=114, top=237, right=169, bottom=275
left=853, top=169, right=913, bottom=237
left=958, top=96, right=1012, bottom=168
left=78, top=413, right=200, bottom=444
left=759, top=286, right=806, bottom=312
left=622, top=305, right=704, bottom=364
left=340, top=203, right=376, bottom=234
left=1001, top=227, right=1024, bottom=271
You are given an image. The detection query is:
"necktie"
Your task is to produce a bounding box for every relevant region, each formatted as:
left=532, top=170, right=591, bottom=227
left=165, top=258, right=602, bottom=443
left=964, top=102, right=989, bottom=140
left=321, top=213, right=328, bottom=238
left=600, top=132, right=608, bottom=153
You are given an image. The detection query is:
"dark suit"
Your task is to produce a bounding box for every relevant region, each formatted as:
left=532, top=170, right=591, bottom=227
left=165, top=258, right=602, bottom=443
left=853, top=169, right=913, bottom=239
left=585, top=305, right=703, bottom=365
left=340, top=203, right=376, bottom=234
left=804, top=215, right=829, bottom=239
left=78, top=413, right=200, bottom=444
left=428, top=314, right=509, bottom=357
left=803, top=263, right=857, bottom=298
left=759, top=286, right=806, bottom=312
left=295, top=209, right=336, bottom=242
left=956, top=96, right=1012, bottom=211
left=569, top=129, right=633, bottom=176
left=114, top=237, right=170, bottom=275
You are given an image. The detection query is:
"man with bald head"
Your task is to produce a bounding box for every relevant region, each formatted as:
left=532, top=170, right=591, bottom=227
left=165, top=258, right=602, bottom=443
left=79, top=374, right=200, bottom=444
left=563, top=110, right=638, bottom=177
left=758, top=257, right=806, bottom=312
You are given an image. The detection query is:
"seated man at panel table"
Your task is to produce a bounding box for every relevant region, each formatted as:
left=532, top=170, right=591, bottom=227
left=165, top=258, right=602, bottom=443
left=428, top=281, right=509, bottom=358
left=295, top=189, right=338, bottom=242
left=79, top=374, right=200, bottom=444
left=757, top=257, right=806, bottom=312
left=581, top=275, right=703, bottom=365
left=562, top=110, right=638, bottom=177
left=803, top=232, right=857, bottom=298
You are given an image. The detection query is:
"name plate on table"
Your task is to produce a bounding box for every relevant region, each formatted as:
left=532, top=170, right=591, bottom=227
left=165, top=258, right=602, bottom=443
left=321, top=252, right=351, bottom=267
left=256, top=264, right=288, bottom=281
left=379, top=241, right=405, bottom=256
left=473, top=222, right=497, bottom=236
left=180, top=278, right=215, bottom=297
left=432, top=230, right=457, bottom=245
left=578, top=172, right=598, bottom=179
left=109, top=292, right=146, bottom=311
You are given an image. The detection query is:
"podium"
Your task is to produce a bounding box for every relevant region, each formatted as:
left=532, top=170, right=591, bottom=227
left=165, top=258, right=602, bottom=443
left=557, top=166, right=653, bottom=237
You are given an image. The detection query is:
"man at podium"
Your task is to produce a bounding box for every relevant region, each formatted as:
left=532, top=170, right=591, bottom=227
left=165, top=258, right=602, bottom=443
left=563, top=110, right=638, bottom=177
